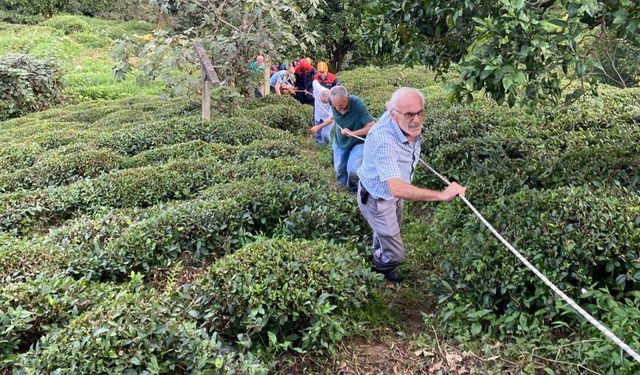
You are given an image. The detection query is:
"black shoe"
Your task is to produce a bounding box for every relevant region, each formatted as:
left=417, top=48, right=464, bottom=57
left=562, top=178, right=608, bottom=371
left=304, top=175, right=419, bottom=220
left=383, top=269, right=403, bottom=283
left=371, top=266, right=403, bottom=283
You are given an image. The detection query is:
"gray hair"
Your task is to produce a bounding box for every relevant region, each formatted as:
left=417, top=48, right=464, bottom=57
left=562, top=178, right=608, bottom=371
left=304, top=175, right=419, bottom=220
left=320, top=88, right=330, bottom=99
left=388, top=87, right=425, bottom=111
left=330, top=85, right=349, bottom=99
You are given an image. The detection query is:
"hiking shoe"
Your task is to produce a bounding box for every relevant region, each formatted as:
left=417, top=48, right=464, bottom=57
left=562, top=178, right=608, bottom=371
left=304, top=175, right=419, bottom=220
left=383, top=269, right=403, bottom=283
left=371, top=267, right=403, bottom=283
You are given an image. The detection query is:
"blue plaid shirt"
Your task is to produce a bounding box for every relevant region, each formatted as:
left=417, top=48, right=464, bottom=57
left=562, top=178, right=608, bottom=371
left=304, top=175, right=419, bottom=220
left=357, top=111, right=422, bottom=200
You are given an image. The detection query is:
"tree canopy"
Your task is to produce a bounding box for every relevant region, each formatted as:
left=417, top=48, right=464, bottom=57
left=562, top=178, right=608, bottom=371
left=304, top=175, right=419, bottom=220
left=361, top=0, right=639, bottom=106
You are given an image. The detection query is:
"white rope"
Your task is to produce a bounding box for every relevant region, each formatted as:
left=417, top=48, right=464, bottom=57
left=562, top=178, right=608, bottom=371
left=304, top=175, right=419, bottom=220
left=324, top=103, right=640, bottom=363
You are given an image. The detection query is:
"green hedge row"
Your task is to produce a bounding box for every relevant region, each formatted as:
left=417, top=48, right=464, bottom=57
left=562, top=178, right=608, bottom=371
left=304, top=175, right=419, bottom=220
left=431, top=186, right=639, bottom=338
left=95, top=116, right=289, bottom=155
left=14, top=274, right=257, bottom=374
left=241, top=104, right=312, bottom=135
left=187, top=238, right=378, bottom=354
left=11, top=237, right=377, bottom=372
left=0, top=138, right=300, bottom=194
left=1, top=275, right=115, bottom=362
left=0, top=158, right=221, bottom=235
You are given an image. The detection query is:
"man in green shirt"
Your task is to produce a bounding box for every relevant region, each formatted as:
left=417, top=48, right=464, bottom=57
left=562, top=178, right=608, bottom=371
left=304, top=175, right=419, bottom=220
left=329, top=86, right=375, bottom=192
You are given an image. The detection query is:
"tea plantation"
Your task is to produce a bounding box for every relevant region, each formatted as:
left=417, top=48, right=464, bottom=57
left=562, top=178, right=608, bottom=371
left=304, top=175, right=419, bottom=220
left=1, top=14, right=640, bottom=375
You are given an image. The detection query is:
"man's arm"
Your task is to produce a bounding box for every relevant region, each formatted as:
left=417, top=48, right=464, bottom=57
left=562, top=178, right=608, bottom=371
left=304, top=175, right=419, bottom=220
left=387, top=178, right=466, bottom=202
left=346, top=120, right=375, bottom=137
left=311, top=118, right=334, bottom=134
left=274, top=82, right=282, bottom=95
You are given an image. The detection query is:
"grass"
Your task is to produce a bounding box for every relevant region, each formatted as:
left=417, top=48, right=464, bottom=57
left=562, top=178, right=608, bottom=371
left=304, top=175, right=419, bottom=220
left=0, top=15, right=163, bottom=102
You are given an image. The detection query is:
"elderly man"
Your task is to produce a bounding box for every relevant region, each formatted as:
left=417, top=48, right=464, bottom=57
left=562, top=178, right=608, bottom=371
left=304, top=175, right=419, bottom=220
left=270, top=66, right=296, bottom=95
left=357, top=87, right=466, bottom=282
left=329, top=85, right=375, bottom=192
left=310, top=79, right=333, bottom=144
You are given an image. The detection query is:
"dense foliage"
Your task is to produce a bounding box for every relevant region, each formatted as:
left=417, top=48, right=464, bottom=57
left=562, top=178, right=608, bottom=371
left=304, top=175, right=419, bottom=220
left=0, top=54, right=64, bottom=120
left=361, top=0, right=640, bottom=106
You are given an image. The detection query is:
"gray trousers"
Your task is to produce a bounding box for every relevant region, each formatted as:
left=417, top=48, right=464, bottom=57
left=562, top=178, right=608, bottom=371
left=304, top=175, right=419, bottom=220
left=357, top=184, right=406, bottom=271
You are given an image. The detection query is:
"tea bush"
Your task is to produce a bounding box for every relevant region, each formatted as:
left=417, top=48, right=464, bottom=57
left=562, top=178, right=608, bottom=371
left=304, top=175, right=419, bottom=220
left=41, top=15, right=88, bottom=34
left=0, top=275, right=115, bottom=363
left=0, top=55, right=64, bottom=120
left=432, top=186, right=640, bottom=338
left=17, top=274, right=261, bottom=374
left=242, top=104, right=313, bottom=134
left=0, top=159, right=221, bottom=235
left=187, top=238, right=378, bottom=354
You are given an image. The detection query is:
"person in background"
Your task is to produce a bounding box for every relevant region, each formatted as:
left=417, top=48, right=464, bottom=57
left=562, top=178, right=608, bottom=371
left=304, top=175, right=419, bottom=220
left=310, top=79, right=333, bottom=144
left=270, top=66, right=296, bottom=95
left=314, top=61, right=339, bottom=89
left=294, top=58, right=315, bottom=105
left=357, top=87, right=466, bottom=282
left=248, top=55, right=266, bottom=97
left=328, top=85, right=375, bottom=192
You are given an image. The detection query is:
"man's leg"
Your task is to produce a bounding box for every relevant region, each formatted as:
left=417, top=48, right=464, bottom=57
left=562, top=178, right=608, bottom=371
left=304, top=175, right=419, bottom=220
left=332, top=141, right=348, bottom=186
left=314, top=119, right=324, bottom=144
left=357, top=191, right=406, bottom=272
left=346, top=143, right=364, bottom=193
left=321, top=124, right=333, bottom=145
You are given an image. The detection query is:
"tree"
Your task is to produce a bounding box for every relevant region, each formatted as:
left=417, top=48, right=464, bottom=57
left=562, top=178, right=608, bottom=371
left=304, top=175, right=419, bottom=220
left=296, top=0, right=367, bottom=72
left=113, top=0, right=319, bottom=97
left=361, top=0, right=639, bottom=106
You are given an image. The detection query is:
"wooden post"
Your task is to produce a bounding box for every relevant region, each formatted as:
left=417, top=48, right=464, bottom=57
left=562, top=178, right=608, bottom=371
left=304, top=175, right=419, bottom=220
left=193, top=42, right=221, bottom=121
left=201, top=64, right=210, bottom=121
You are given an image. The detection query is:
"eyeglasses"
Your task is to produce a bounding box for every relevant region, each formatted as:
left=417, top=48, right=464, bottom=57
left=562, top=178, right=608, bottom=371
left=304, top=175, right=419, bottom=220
left=393, top=108, right=425, bottom=121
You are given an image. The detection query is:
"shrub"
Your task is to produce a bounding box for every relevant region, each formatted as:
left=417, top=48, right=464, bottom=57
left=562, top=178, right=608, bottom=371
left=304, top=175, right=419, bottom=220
left=17, top=274, right=257, bottom=374
left=432, top=186, right=640, bottom=339
left=0, top=55, right=64, bottom=120
left=0, top=143, right=44, bottom=173
left=0, top=237, right=67, bottom=283
left=22, top=148, right=124, bottom=189
left=41, top=15, right=89, bottom=35
left=0, top=275, right=114, bottom=363
left=232, top=138, right=300, bottom=162
left=96, top=116, right=286, bottom=155
left=0, top=9, right=46, bottom=24
left=187, top=238, right=378, bottom=354
left=124, top=140, right=231, bottom=168
left=242, top=104, right=313, bottom=134
left=0, top=159, right=220, bottom=235
left=1, top=0, right=66, bottom=17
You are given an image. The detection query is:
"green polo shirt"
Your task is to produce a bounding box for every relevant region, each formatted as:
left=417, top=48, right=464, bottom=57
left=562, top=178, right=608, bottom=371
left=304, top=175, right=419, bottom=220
left=330, top=95, right=374, bottom=150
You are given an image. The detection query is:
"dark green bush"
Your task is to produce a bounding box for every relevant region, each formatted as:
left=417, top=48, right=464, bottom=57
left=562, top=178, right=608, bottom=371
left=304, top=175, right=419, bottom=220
left=1, top=0, right=66, bottom=16
left=0, top=275, right=114, bottom=363
left=232, top=138, right=300, bottom=162
left=0, top=9, right=46, bottom=24
left=96, top=116, right=286, bottom=155
left=243, top=104, right=313, bottom=134
left=0, top=55, right=65, bottom=120
left=0, top=237, right=67, bottom=283
left=17, top=274, right=256, bottom=374
left=0, top=159, right=220, bottom=235
left=188, top=238, right=378, bottom=354
left=125, top=140, right=231, bottom=168
left=0, top=143, right=43, bottom=173
left=432, top=186, right=640, bottom=338
left=1, top=147, right=121, bottom=194
left=238, top=94, right=302, bottom=111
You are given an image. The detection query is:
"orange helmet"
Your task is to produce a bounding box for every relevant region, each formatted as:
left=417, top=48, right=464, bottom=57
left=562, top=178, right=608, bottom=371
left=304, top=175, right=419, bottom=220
left=317, top=61, right=329, bottom=73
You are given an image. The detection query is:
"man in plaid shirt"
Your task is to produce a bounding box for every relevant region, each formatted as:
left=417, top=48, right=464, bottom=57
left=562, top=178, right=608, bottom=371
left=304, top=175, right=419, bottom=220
left=357, top=87, right=466, bottom=282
